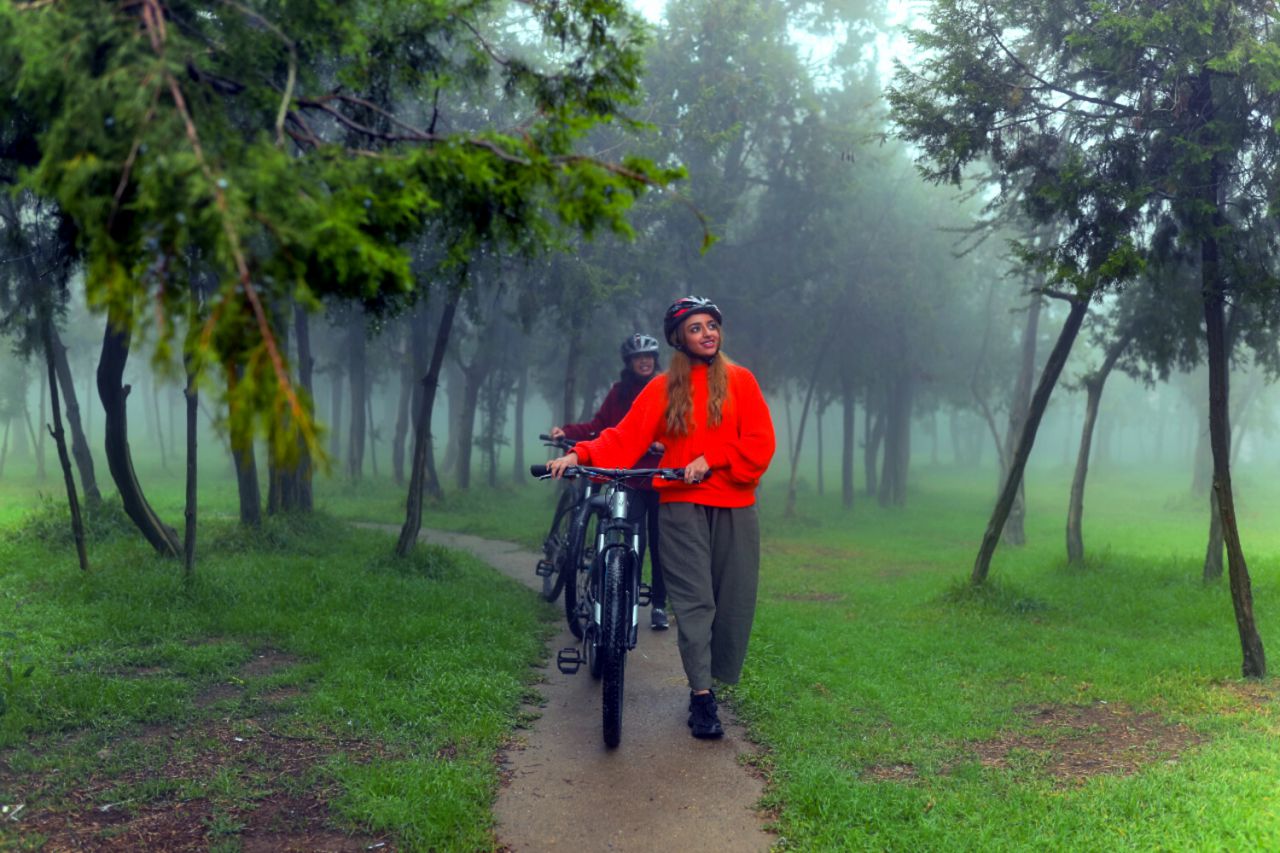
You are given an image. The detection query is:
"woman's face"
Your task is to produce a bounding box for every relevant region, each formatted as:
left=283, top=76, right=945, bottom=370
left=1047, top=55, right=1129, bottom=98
left=630, top=354, right=656, bottom=377
left=680, top=312, right=721, bottom=359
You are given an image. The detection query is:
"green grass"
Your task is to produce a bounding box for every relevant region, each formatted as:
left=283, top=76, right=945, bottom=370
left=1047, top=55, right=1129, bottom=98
left=0, top=455, right=555, bottom=851
left=5, top=445, right=1280, bottom=850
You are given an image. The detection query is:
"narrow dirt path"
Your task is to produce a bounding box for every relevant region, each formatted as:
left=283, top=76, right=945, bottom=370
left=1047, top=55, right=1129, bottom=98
left=411, top=528, right=774, bottom=852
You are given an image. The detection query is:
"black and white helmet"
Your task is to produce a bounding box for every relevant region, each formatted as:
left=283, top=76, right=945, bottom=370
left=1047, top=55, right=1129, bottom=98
left=663, top=296, right=722, bottom=346
left=620, top=333, right=660, bottom=362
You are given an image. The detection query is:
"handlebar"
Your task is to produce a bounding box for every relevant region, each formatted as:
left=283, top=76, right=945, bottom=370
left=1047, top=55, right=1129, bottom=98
left=530, top=464, right=686, bottom=482
left=539, top=433, right=576, bottom=452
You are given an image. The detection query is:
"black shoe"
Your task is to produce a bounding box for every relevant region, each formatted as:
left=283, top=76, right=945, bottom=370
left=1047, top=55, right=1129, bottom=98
left=651, top=607, right=669, bottom=631
left=688, top=691, right=724, bottom=739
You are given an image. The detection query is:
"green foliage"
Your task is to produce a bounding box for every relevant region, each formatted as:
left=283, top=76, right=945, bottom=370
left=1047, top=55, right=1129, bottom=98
left=1, top=0, right=683, bottom=465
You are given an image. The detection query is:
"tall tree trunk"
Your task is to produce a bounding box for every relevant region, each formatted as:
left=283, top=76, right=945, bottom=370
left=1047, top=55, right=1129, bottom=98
left=366, top=391, right=379, bottom=478
left=1066, top=333, right=1130, bottom=565
left=151, top=375, right=169, bottom=472
left=347, top=317, right=367, bottom=480
left=440, top=361, right=466, bottom=475
left=233, top=441, right=262, bottom=527
left=513, top=364, right=528, bottom=484
left=0, top=420, right=9, bottom=478
left=563, top=333, right=580, bottom=425
left=268, top=310, right=289, bottom=515
left=35, top=377, right=47, bottom=480
left=456, top=363, right=484, bottom=491
left=293, top=303, right=314, bottom=511
left=97, top=317, right=180, bottom=556
left=392, top=334, right=414, bottom=486
left=1002, top=292, right=1043, bottom=546
left=329, top=364, right=345, bottom=464
left=1204, top=488, right=1223, bottom=582
left=785, top=351, right=827, bottom=518
left=42, top=316, right=89, bottom=572
left=51, top=329, right=100, bottom=503
left=878, top=371, right=913, bottom=508
left=397, top=294, right=460, bottom=556
left=1201, top=221, right=1265, bottom=676
left=184, top=352, right=198, bottom=576
left=816, top=399, right=825, bottom=497
left=841, top=374, right=855, bottom=511
left=865, top=404, right=884, bottom=498
left=973, top=299, right=1087, bottom=585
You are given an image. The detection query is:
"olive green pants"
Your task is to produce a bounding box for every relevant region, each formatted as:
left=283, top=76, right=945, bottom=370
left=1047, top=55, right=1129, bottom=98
left=658, top=502, right=760, bottom=691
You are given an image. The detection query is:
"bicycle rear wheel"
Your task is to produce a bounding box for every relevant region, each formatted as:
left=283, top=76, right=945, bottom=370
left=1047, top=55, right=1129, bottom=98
left=600, top=546, right=629, bottom=748
left=565, top=511, right=598, bottom=640
left=539, top=488, right=575, bottom=602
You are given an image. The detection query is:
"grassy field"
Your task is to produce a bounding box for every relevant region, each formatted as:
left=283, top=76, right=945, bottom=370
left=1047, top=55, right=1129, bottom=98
left=2, top=447, right=1280, bottom=849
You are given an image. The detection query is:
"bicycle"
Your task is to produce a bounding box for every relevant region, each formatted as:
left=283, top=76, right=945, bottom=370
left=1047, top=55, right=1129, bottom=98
left=531, top=461, right=683, bottom=748
left=534, top=434, right=594, bottom=605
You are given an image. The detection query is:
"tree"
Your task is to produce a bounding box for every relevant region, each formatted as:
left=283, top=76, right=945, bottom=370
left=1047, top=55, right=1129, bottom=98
left=890, top=0, right=1280, bottom=676
left=4, top=1, right=684, bottom=547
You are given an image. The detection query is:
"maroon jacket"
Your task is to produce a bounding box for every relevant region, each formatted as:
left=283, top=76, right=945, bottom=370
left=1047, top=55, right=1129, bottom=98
left=562, top=372, right=662, bottom=479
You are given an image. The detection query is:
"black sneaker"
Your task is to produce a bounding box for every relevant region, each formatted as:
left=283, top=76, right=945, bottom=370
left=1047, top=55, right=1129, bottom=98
left=651, top=607, right=669, bottom=631
left=688, top=691, right=724, bottom=739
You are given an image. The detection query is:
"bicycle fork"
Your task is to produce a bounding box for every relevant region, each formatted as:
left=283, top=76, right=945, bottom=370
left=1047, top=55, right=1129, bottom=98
left=556, top=486, right=651, bottom=674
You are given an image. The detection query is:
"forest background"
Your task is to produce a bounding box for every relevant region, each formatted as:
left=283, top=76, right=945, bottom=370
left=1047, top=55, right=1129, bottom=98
left=3, top=0, right=1280, bottom=849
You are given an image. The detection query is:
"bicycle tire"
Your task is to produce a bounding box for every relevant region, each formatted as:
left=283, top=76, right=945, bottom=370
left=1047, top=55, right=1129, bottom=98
left=539, top=488, right=576, bottom=602
left=565, top=511, right=598, bottom=640
left=600, top=546, right=629, bottom=748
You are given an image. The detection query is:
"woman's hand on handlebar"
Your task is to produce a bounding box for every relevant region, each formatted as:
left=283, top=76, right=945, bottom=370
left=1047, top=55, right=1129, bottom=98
left=550, top=426, right=566, bottom=440
left=683, top=455, right=711, bottom=485
left=547, top=452, right=579, bottom=479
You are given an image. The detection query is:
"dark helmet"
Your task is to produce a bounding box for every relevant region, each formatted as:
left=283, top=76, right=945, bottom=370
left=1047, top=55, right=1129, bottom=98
left=663, top=296, right=723, bottom=346
left=620, top=333, right=660, bottom=362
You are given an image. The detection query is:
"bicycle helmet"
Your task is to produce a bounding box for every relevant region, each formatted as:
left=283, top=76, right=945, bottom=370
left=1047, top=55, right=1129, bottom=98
left=663, top=296, right=723, bottom=347
left=620, top=333, right=660, bottom=362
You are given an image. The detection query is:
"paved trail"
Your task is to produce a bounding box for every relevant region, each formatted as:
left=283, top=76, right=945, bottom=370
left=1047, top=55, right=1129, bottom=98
left=413, top=528, right=774, bottom=852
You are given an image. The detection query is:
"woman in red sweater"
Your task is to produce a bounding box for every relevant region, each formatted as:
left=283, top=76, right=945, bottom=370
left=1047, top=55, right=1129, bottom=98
left=551, top=333, right=670, bottom=630
left=548, top=296, right=775, bottom=739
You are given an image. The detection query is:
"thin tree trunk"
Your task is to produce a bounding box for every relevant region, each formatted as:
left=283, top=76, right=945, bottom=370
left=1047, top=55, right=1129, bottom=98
left=1066, top=333, right=1130, bottom=565
left=392, top=337, right=413, bottom=486
left=456, top=363, right=483, bottom=491
left=1202, top=229, right=1265, bottom=676
left=232, top=441, right=261, bottom=526
left=563, top=333, right=580, bottom=425
left=42, top=316, right=89, bottom=572
left=294, top=303, right=314, bottom=511
left=52, top=329, right=101, bottom=503
left=366, top=390, right=379, bottom=478
left=865, top=404, right=884, bottom=497
left=97, top=317, right=180, bottom=556
left=329, top=364, right=344, bottom=464
left=0, top=420, right=9, bottom=478
left=398, top=294, right=460, bottom=555
left=151, top=376, right=168, bottom=472
left=35, top=377, right=47, bottom=480
left=1002, top=292, right=1043, bottom=546
left=1204, top=488, right=1223, bottom=582
left=24, top=405, right=45, bottom=481
left=513, top=364, right=528, bottom=484
left=973, top=299, right=1087, bottom=585
left=785, top=352, right=826, bottom=518
left=184, top=353, right=198, bottom=576
left=816, top=399, right=825, bottom=497
left=841, top=374, right=855, bottom=511
left=347, top=317, right=367, bottom=480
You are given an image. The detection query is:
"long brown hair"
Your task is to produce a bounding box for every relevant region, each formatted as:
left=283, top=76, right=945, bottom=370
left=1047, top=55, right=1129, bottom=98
left=664, top=344, right=736, bottom=436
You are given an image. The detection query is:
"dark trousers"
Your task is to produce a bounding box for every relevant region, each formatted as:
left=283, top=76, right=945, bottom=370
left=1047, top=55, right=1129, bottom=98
left=629, top=489, right=666, bottom=609
left=658, top=502, right=760, bottom=691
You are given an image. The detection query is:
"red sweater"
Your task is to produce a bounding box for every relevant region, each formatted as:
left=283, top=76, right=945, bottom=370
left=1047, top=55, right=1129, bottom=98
left=561, top=373, right=662, bottom=472
left=572, top=361, right=775, bottom=508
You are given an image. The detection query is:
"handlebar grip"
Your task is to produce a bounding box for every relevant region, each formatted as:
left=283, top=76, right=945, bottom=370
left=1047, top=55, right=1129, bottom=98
left=530, top=464, right=550, bottom=478
left=538, top=433, right=553, bottom=441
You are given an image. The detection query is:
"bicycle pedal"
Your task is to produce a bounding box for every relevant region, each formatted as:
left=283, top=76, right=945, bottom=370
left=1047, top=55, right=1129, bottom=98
left=637, top=583, right=652, bottom=607
left=556, top=647, right=582, bottom=674
left=535, top=559, right=555, bottom=578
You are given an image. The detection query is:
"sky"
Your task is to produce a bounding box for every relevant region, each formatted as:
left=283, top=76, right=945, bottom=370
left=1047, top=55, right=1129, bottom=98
left=626, top=0, right=918, bottom=86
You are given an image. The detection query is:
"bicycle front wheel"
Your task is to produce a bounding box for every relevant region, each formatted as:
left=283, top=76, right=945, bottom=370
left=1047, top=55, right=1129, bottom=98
left=600, top=546, right=629, bottom=748
left=540, top=488, right=576, bottom=602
